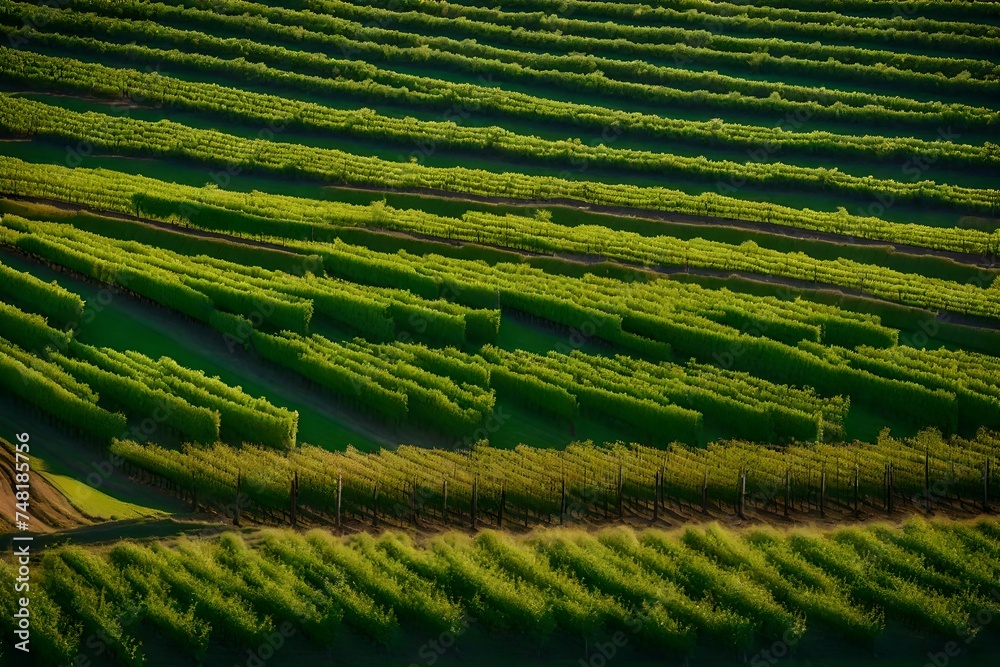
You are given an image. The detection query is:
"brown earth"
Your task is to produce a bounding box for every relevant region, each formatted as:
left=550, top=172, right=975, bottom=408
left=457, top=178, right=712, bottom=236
left=0, top=440, right=93, bottom=533
left=180, top=481, right=997, bottom=541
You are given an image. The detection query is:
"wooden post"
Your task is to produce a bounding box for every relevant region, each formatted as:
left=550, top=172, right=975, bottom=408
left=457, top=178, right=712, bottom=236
left=525, top=492, right=530, bottom=529
left=820, top=470, right=826, bottom=518
left=952, top=458, right=959, bottom=506
left=835, top=458, right=840, bottom=508
left=853, top=465, right=860, bottom=519
left=701, top=470, right=708, bottom=514
left=653, top=471, right=659, bottom=521
left=290, top=471, right=299, bottom=527
left=559, top=476, right=566, bottom=525
left=372, top=483, right=379, bottom=528
left=471, top=476, right=478, bottom=530
left=985, top=459, right=991, bottom=512
left=234, top=470, right=242, bottom=527
left=499, top=482, right=506, bottom=528
left=618, top=463, right=625, bottom=520
left=409, top=479, right=417, bottom=525
left=784, top=468, right=790, bottom=518
left=658, top=466, right=665, bottom=514
left=890, top=463, right=895, bottom=514
left=603, top=475, right=608, bottom=520
left=738, top=468, right=746, bottom=519
left=925, top=447, right=931, bottom=514
left=883, top=464, right=889, bottom=513
left=804, top=466, right=810, bottom=511
left=886, top=463, right=894, bottom=515
left=442, top=479, right=448, bottom=525
left=336, top=471, right=343, bottom=528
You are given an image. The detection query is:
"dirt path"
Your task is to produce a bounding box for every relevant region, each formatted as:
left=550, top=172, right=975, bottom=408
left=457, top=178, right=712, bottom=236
left=27, top=489, right=991, bottom=546
left=0, top=440, right=93, bottom=533
left=7, top=484, right=992, bottom=548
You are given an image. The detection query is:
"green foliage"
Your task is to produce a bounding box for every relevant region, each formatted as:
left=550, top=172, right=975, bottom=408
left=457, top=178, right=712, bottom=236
left=110, top=428, right=1000, bottom=525
left=17, top=513, right=1000, bottom=660
left=0, top=559, right=81, bottom=665
left=0, top=299, right=70, bottom=352
left=2, top=95, right=998, bottom=260
left=11, top=0, right=995, bottom=134
left=0, top=257, right=84, bottom=326
left=55, top=351, right=221, bottom=444
left=0, top=336, right=127, bottom=440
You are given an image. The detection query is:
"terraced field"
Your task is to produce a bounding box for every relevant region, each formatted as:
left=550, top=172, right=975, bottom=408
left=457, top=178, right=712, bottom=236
left=0, top=0, right=999, bottom=664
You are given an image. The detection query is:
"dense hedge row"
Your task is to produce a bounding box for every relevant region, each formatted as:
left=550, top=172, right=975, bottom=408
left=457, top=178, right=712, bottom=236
left=13, top=518, right=1000, bottom=664
left=361, top=340, right=491, bottom=389
left=6, top=49, right=995, bottom=179
left=183, top=276, right=312, bottom=334
left=2, top=211, right=501, bottom=347
left=482, top=346, right=836, bottom=442
left=337, top=0, right=1000, bottom=43
left=33, top=0, right=1000, bottom=113
left=3, top=225, right=213, bottom=323
left=54, top=350, right=222, bottom=444
left=295, top=0, right=1000, bottom=77
left=0, top=166, right=961, bottom=358
left=3, top=166, right=995, bottom=437
left=79, top=346, right=300, bottom=449
left=489, top=364, right=579, bottom=421
left=4, top=97, right=998, bottom=263
left=0, top=336, right=127, bottom=441
left=67, top=209, right=325, bottom=275
left=474, top=0, right=1000, bottom=47
left=675, top=0, right=1000, bottom=21
left=0, top=257, right=297, bottom=447
left=191, top=245, right=495, bottom=347
left=109, top=429, right=1000, bottom=522
left=48, top=340, right=300, bottom=448
left=5, top=13, right=994, bottom=135
left=278, top=239, right=899, bottom=355
left=6, top=92, right=996, bottom=220
left=253, top=330, right=409, bottom=426
left=0, top=172, right=934, bottom=359
left=0, top=336, right=96, bottom=403
left=0, top=257, right=84, bottom=326
left=92, top=0, right=998, bottom=100
left=639, top=315, right=959, bottom=431
left=316, top=335, right=496, bottom=436
left=482, top=345, right=705, bottom=443
left=252, top=330, right=496, bottom=438
left=0, top=298, right=70, bottom=352
left=571, top=351, right=826, bottom=441
left=394, top=208, right=1000, bottom=320
left=815, top=344, right=1000, bottom=431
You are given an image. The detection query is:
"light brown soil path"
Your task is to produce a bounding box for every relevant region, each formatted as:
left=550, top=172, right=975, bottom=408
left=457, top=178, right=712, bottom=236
left=0, top=440, right=92, bottom=533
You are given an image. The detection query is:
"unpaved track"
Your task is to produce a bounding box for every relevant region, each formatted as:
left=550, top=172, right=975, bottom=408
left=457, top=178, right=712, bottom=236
left=0, top=440, right=92, bottom=533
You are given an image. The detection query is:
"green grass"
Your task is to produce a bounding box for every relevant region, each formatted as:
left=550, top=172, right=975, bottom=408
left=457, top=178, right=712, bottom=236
left=37, top=470, right=164, bottom=521
left=494, top=316, right=612, bottom=357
